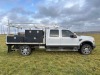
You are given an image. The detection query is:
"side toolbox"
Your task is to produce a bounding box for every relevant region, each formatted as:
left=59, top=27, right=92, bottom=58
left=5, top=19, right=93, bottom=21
left=7, top=35, right=24, bottom=42
left=24, top=30, right=44, bottom=43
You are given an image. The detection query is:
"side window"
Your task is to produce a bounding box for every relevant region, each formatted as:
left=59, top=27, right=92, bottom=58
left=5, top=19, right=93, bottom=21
left=62, top=30, right=73, bottom=37
left=50, top=30, right=59, bottom=37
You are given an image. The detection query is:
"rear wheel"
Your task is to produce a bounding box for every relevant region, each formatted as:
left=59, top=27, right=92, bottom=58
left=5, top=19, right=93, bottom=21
left=81, top=44, right=92, bottom=55
left=19, top=45, right=31, bottom=56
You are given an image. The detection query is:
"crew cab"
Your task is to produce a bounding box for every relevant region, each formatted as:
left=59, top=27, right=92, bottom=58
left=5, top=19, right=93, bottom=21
left=6, top=28, right=95, bottom=56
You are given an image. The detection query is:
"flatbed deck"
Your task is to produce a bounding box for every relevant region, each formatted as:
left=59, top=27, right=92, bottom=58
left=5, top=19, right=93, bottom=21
left=6, top=42, right=45, bottom=45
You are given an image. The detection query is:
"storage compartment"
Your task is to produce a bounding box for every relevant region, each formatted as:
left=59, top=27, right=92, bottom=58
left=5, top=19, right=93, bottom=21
left=7, top=30, right=44, bottom=43
left=25, top=30, right=44, bottom=38
left=24, top=37, right=43, bottom=43
left=24, top=30, right=44, bottom=43
left=7, top=35, right=24, bottom=42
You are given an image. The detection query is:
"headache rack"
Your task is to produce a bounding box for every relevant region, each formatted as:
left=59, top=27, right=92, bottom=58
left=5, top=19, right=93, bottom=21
left=7, top=22, right=60, bottom=34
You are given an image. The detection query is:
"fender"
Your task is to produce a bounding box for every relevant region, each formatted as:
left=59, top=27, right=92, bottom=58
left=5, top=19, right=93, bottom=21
left=80, top=41, right=94, bottom=49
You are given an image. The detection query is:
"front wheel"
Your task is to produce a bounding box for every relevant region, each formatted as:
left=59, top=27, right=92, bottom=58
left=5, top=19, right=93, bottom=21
left=81, top=44, right=92, bottom=55
left=19, top=45, right=31, bottom=56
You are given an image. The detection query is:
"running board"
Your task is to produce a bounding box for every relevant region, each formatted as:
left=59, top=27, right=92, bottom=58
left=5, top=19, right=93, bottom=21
left=46, top=49, right=78, bottom=51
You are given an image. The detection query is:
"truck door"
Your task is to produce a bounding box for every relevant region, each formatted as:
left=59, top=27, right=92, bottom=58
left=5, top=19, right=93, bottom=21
left=60, top=30, right=79, bottom=46
left=46, top=29, right=60, bottom=46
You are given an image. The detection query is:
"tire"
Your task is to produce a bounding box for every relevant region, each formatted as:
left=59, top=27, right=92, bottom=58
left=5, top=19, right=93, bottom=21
left=80, top=44, right=92, bottom=55
left=19, top=45, right=31, bottom=56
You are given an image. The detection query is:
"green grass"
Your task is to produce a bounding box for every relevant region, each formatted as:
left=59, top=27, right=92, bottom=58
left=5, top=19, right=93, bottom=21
left=0, top=34, right=100, bottom=75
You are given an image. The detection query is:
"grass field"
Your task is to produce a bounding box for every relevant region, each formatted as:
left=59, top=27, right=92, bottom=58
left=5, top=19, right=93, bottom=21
left=0, top=34, right=100, bottom=75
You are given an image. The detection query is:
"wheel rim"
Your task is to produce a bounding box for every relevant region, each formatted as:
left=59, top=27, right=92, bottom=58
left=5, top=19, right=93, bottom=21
left=82, top=45, right=91, bottom=54
left=21, top=46, right=30, bottom=55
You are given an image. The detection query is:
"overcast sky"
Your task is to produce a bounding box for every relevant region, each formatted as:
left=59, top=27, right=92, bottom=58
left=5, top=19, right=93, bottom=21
left=0, top=0, right=100, bottom=32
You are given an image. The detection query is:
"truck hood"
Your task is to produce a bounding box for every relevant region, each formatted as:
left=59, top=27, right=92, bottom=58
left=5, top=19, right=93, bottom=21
left=78, top=35, right=94, bottom=40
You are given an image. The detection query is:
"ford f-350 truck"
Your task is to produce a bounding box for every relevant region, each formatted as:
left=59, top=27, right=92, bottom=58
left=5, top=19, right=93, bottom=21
left=6, top=28, right=95, bottom=56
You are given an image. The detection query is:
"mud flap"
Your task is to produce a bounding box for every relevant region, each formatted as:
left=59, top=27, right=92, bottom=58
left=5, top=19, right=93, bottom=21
left=7, top=45, right=12, bottom=53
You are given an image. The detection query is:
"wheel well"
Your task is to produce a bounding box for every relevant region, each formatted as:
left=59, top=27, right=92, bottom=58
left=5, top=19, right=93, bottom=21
left=80, top=41, right=93, bottom=49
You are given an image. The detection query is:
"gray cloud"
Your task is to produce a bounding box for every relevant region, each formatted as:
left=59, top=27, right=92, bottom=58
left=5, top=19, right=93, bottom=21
left=86, top=0, right=100, bottom=8
left=0, top=0, right=100, bottom=32
left=10, top=7, right=34, bottom=15
left=34, top=0, right=100, bottom=31
left=34, top=0, right=99, bottom=20
left=1, top=7, right=34, bottom=23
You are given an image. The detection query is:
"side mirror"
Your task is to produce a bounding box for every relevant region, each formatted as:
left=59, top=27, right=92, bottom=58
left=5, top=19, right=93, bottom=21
left=70, top=35, right=77, bottom=38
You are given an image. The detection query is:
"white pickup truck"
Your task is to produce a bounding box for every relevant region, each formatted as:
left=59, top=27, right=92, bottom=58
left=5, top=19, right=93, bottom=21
left=6, top=28, right=96, bottom=56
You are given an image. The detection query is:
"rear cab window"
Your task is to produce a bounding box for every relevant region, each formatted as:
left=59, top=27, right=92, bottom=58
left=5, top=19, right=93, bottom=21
left=50, top=30, right=59, bottom=37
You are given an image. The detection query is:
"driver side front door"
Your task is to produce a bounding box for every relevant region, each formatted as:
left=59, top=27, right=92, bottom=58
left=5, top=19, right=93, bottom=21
left=60, top=30, right=79, bottom=46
